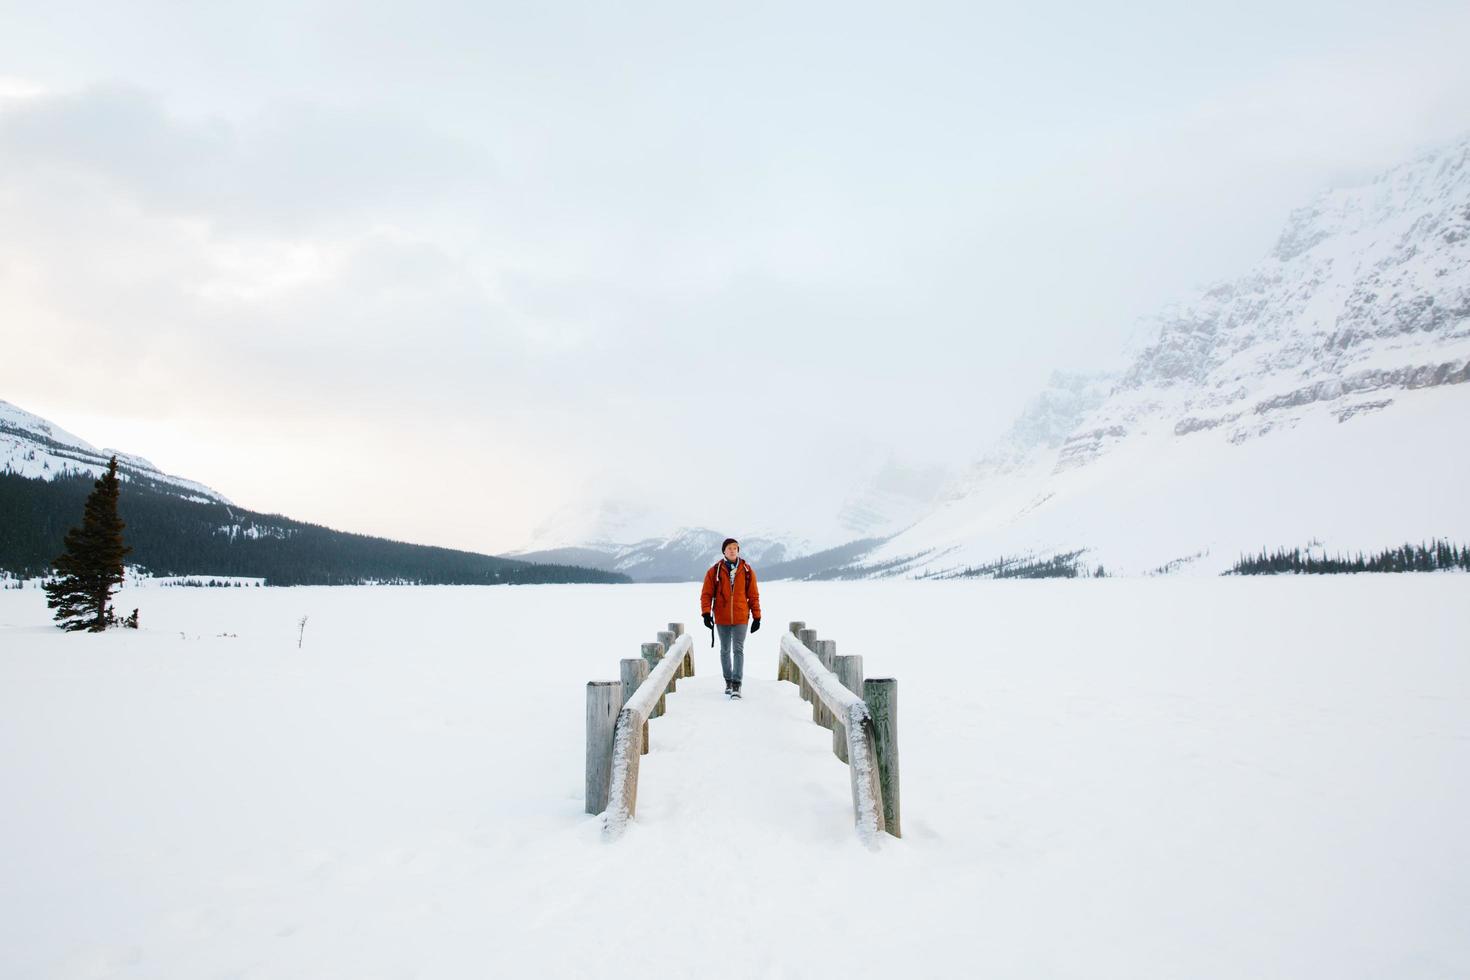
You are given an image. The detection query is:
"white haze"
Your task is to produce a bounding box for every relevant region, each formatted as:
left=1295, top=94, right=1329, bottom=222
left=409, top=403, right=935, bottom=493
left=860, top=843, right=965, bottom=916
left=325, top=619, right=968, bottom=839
left=2, top=1, right=1469, bottom=552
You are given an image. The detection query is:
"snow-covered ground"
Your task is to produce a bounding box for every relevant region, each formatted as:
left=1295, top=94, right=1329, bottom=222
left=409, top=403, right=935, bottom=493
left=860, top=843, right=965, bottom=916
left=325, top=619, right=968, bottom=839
left=1, top=579, right=1466, bottom=979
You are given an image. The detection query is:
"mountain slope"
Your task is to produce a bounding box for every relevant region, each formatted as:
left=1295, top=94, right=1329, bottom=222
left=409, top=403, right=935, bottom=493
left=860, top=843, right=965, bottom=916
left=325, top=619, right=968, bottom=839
left=2, top=400, right=230, bottom=504
left=0, top=402, right=628, bottom=586
left=798, top=137, right=1470, bottom=578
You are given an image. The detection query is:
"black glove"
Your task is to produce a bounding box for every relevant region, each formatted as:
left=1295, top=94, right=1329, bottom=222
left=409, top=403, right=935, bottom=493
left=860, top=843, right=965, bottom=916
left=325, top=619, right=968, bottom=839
left=750, top=618, right=761, bottom=633
left=703, top=612, right=713, bottom=629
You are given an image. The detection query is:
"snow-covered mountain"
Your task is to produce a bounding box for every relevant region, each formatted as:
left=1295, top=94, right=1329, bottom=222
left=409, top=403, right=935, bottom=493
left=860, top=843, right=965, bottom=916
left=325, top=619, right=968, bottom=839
left=510, top=454, right=950, bottom=581
left=508, top=491, right=803, bottom=581
left=1, top=399, right=628, bottom=585
left=509, top=527, right=793, bottom=583
left=0, top=400, right=231, bottom=504
left=816, top=136, right=1470, bottom=577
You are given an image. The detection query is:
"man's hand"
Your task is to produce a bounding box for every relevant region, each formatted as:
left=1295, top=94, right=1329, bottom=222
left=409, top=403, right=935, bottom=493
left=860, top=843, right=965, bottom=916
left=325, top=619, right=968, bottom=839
left=703, top=612, right=713, bottom=629
left=750, top=618, right=761, bottom=633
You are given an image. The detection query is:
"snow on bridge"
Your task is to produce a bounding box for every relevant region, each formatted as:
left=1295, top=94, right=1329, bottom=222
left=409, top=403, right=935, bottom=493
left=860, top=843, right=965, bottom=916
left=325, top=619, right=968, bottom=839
left=586, top=622, right=899, bottom=845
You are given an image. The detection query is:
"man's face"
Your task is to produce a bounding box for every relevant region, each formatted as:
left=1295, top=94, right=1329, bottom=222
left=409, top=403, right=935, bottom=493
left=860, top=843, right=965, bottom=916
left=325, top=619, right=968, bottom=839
left=724, top=542, right=739, bottom=560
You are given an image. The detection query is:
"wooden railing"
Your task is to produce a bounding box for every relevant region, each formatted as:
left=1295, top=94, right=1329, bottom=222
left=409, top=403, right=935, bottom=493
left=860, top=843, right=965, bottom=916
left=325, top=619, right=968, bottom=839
left=779, top=620, right=901, bottom=843
left=585, top=622, right=695, bottom=840
left=586, top=617, right=900, bottom=847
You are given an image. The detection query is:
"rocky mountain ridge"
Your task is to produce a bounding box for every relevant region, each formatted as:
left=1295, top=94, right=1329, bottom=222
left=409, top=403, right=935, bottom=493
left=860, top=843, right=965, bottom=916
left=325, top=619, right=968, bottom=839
left=805, top=136, right=1470, bottom=578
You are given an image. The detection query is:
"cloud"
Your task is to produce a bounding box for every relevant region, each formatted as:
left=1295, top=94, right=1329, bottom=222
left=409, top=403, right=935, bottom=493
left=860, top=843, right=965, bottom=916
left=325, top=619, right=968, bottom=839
left=3, top=0, right=1470, bottom=552
left=0, top=83, right=494, bottom=232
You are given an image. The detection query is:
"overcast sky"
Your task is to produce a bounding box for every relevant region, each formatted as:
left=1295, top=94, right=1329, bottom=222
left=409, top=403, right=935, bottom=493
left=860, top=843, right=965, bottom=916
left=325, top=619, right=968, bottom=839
left=3, top=0, right=1469, bottom=553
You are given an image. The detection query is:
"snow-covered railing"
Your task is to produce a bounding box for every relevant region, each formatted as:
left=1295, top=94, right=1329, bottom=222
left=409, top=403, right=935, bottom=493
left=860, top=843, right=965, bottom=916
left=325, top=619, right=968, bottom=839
left=586, top=622, right=695, bottom=839
left=778, top=622, right=900, bottom=843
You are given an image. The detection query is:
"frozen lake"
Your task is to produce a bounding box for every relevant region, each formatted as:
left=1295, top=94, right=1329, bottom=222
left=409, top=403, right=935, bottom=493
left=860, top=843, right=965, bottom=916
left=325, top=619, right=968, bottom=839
left=1, top=577, right=1466, bottom=979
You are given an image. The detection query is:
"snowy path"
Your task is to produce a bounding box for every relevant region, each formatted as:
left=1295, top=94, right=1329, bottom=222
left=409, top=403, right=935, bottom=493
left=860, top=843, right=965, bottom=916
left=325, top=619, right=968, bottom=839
left=632, top=666, right=858, bottom=846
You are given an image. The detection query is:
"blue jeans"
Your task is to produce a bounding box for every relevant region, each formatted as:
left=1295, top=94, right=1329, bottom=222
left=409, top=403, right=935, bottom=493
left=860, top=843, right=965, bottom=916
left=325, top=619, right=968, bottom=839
left=717, top=623, right=748, bottom=682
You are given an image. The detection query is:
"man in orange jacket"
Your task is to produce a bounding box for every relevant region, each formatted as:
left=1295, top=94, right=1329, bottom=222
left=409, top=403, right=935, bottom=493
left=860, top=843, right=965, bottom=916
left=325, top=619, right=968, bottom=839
left=700, top=537, right=761, bottom=699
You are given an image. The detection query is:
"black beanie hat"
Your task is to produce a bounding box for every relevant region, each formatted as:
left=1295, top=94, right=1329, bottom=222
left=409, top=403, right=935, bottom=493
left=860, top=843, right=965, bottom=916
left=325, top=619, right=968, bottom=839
left=721, top=537, right=739, bottom=553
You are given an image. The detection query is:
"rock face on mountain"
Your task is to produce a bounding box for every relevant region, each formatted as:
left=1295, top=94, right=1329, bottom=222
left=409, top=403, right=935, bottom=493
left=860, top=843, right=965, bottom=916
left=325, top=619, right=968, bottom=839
left=944, top=370, right=1119, bottom=496
left=808, top=137, right=1470, bottom=578
left=1, top=399, right=230, bottom=504
left=1060, top=140, right=1470, bottom=471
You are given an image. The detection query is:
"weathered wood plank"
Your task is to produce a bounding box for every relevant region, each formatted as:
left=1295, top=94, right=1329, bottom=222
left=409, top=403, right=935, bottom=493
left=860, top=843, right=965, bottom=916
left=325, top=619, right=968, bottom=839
left=797, top=628, right=818, bottom=704
left=864, top=677, right=901, bottom=838
left=669, top=623, right=692, bottom=676
left=641, top=642, right=665, bottom=717
left=621, top=657, right=651, bottom=755
left=584, top=680, right=620, bottom=815
left=603, top=632, right=694, bottom=841
left=657, top=631, right=678, bottom=681
left=846, top=706, right=887, bottom=843
left=833, top=653, right=863, bottom=762
left=779, top=630, right=885, bottom=845
left=787, top=622, right=807, bottom=691
left=814, top=639, right=837, bottom=729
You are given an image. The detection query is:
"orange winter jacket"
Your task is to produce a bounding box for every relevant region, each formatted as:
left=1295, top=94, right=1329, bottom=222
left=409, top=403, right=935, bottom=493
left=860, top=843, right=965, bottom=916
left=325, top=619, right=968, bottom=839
left=700, top=558, right=761, bottom=627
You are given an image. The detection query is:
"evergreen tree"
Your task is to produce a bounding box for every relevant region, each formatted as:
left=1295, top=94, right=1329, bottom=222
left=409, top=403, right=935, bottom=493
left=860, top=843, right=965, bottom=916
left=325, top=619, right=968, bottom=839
left=44, top=456, right=132, bottom=632
left=1229, top=538, right=1469, bottom=575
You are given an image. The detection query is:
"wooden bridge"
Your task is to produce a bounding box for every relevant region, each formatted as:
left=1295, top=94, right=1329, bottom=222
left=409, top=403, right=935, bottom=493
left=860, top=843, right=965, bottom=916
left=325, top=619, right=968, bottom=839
left=584, top=620, right=901, bottom=846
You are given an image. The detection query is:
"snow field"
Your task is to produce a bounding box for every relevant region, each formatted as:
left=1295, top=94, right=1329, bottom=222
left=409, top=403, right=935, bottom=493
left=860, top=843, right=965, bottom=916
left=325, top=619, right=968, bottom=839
left=1, top=577, right=1466, bottom=978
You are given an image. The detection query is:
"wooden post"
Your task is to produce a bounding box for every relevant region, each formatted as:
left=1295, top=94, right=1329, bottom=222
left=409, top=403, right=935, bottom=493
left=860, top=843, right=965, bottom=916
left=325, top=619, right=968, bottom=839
left=669, top=623, right=692, bottom=676
left=621, top=658, right=651, bottom=755
left=785, top=622, right=805, bottom=688
left=585, top=681, right=620, bottom=814
left=657, top=631, right=678, bottom=683
left=864, top=678, right=901, bottom=838
left=833, top=654, right=863, bottom=762
left=641, top=643, right=665, bottom=717
left=814, top=639, right=837, bottom=728
left=798, top=629, right=818, bottom=704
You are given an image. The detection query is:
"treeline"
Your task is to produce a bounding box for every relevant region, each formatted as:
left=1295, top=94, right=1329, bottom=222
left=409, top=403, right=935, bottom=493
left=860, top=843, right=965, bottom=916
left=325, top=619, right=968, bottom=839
left=922, top=550, right=1105, bottom=580
left=1229, top=540, right=1470, bottom=575
left=160, top=579, right=262, bottom=588
left=0, top=471, right=628, bottom=586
